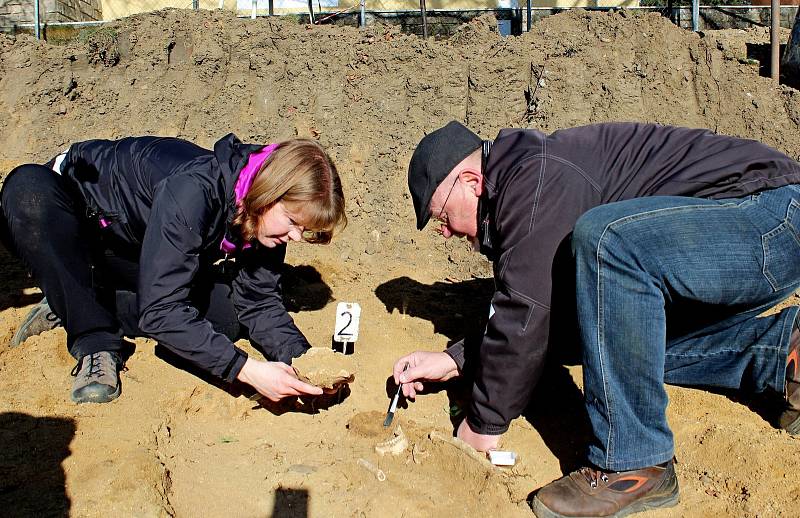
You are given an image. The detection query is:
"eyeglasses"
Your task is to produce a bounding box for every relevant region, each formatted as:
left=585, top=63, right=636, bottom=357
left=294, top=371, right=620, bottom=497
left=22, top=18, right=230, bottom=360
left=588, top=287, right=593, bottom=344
left=434, top=176, right=459, bottom=225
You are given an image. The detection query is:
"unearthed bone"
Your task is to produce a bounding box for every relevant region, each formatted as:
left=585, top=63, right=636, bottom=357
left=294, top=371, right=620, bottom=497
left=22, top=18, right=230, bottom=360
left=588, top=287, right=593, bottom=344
left=428, top=430, right=494, bottom=468
left=412, top=442, right=430, bottom=464
left=357, top=458, right=386, bottom=481
left=375, top=425, right=408, bottom=456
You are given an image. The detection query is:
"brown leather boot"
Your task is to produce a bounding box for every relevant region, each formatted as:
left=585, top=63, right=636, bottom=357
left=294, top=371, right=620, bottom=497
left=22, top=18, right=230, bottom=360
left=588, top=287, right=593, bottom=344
left=531, top=460, right=678, bottom=518
left=780, top=326, right=800, bottom=434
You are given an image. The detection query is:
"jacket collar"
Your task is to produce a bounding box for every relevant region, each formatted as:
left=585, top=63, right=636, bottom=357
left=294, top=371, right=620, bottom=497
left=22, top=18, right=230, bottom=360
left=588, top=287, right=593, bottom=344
left=476, top=128, right=547, bottom=260
left=213, top=133, right=264, bottom=252
left=477, top=139, right=497, bottom=259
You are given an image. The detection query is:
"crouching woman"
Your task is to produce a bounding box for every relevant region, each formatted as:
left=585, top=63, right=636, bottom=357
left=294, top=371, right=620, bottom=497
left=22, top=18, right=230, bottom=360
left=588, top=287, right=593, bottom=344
left=0, top=134, right=346, bottom=404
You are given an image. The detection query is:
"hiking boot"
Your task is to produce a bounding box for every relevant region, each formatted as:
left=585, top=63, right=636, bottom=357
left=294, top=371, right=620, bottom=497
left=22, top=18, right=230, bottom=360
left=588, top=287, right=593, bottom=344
left=11, top=297, right=61, bottom=347
left=70, top=351, right=122, bottom=404
left=780, top=325, right=800, bottom=434
left=531, top=460, right=679, bottom=518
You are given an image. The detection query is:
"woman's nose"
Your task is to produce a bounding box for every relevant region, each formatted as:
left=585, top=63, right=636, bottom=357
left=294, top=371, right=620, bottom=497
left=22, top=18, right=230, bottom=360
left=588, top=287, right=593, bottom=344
left=288, top=228, right=303, bottom=242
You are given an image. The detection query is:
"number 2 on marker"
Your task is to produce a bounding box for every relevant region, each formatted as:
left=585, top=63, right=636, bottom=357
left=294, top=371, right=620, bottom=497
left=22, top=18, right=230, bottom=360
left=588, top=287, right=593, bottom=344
left=333, top=302, right=361, bottom=343
left=337, top=311, right=353, bottom=337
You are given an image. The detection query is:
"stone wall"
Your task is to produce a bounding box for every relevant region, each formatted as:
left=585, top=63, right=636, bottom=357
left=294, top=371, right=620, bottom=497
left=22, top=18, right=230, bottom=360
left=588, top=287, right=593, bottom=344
left=0, top=0, right=102, bottom=25
left=0, top=1, right=34, bottom=23
left=680, top=5, right=798, bottom=30
left=317, top=6, right=796, bottom=37
left=524, top=5, right=799, bottom=30
left=46, top=0, right=102, bottom=21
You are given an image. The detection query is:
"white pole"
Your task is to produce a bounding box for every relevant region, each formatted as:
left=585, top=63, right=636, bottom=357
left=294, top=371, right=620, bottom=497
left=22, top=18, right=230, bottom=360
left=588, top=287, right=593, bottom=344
left=219, top=0, right=224, bottom=9
left=34, top=0, right=41, bottom=39
left=252, top=0, right=257, bottom=18
left=771, top=0, right=780, bottom=81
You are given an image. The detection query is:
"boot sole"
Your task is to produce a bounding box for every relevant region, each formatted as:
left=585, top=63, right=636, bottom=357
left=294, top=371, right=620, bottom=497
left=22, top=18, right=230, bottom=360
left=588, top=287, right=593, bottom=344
left=531, top=488, right=679, bottom=518
left=784, top=413, right=800, bottom=435
left=71, top=383, right=121, bottom=404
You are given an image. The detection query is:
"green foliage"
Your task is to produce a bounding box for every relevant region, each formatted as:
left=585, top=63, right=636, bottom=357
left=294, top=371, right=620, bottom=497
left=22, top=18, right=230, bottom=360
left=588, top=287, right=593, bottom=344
left=76, top=26, right=118, bottom=45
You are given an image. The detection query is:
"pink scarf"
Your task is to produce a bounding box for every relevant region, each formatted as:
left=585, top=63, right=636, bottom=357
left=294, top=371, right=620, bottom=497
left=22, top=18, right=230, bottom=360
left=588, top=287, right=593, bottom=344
left=220, top=143, right=279, bottom=254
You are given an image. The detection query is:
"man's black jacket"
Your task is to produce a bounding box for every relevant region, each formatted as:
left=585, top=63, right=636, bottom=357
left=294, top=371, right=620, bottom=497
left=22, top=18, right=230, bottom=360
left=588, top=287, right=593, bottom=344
left=445, top=122, right=800, bottom=435
left=58, top=134, right=310, bottom=383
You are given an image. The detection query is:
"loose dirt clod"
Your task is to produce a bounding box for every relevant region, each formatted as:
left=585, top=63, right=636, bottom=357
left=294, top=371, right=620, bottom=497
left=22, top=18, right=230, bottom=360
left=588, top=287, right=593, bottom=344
left=429, top=429, right=493, bottom=468
left=292, top=347, right=355, bottom=391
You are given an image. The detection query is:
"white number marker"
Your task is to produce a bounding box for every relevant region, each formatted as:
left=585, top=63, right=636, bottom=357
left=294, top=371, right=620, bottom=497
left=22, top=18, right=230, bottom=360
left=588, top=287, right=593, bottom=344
left=333, top=302, right=361, bottom=353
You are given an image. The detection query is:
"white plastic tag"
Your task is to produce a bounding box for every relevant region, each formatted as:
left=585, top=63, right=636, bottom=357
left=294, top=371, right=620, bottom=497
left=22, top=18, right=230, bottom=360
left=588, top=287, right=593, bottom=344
left=488, top=450, right=517, bottom=466
left=333, top=302, right=361, bottom=343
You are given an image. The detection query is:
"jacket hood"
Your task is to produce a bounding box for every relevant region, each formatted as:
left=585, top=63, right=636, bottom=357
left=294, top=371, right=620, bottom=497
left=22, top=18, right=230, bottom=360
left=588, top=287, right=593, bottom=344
left=213, top=133, right=265, bottom=248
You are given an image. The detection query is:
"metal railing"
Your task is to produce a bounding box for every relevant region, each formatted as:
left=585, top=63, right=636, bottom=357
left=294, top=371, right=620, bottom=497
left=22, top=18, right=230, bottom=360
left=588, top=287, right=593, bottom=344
left=1, top=0, right=796, bottom=78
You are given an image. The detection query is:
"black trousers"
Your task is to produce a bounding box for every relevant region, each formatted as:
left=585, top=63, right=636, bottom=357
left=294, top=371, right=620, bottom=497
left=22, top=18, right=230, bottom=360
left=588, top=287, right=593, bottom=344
left=0, top=164, right=240, bottom=359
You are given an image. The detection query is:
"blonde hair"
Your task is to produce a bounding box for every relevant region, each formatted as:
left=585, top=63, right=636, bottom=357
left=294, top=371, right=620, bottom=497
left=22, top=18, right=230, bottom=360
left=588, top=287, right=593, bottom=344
left=233, top=139, right=346, bottom=245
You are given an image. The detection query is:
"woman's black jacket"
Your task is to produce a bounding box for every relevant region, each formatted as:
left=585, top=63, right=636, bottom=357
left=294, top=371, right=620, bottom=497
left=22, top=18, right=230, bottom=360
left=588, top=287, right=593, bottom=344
left=58, top=133, right=310, bottom=383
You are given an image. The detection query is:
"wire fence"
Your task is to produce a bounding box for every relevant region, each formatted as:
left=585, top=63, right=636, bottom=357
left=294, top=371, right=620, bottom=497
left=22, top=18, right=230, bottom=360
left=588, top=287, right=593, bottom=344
left=0, top=0, right=797, bottom=38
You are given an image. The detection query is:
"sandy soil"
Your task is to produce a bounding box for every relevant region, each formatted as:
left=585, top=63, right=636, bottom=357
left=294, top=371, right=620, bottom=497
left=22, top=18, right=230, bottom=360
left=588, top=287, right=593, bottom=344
left=1, top=8, right=799, bottom=517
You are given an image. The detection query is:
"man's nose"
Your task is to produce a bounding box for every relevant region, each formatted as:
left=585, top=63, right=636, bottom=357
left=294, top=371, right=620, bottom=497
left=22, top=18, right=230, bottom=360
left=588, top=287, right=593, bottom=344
left=440, top=225, right=453, bottom=239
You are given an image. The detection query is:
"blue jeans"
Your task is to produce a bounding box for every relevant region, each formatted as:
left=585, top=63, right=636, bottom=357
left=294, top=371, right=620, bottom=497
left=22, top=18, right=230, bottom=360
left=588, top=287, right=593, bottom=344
left=572, top=185, right=800, bottom=471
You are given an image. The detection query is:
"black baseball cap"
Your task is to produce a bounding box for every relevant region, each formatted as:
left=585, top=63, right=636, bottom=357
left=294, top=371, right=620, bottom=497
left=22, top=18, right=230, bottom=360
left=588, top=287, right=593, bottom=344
left=408, top=121, right=482, bottom=230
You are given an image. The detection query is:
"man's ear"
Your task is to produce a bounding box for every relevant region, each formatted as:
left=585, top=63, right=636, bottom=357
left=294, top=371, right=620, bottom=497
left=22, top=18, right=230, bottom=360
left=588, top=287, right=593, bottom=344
left=459, top=169, right=484, bottom=197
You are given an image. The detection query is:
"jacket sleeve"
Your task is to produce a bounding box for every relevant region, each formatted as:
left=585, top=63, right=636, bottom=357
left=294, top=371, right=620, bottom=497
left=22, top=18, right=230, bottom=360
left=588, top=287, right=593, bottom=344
left=137, top=176, right=248, bottom=383
left=233, top=245, right=311, bottom=364
left=466, top=159, right=600, bottom=435
left=466, top=259, right=552, bottom=435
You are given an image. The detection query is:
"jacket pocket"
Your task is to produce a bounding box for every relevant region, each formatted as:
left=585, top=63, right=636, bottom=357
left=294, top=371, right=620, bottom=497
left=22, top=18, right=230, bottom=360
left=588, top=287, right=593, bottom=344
left=762, top=199, right=800, bottom=292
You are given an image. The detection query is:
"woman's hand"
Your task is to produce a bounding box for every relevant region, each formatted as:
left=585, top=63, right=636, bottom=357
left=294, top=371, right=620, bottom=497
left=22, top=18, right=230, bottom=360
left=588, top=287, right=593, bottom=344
left=392, top=351, right=460, bottom=399
left=237, top=358, right=323, bottom=401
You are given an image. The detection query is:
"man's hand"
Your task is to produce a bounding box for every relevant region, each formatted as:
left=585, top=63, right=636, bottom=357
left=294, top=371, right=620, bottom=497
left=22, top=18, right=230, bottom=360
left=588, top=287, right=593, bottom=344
left=392, top=351, right=460, bottom=399
left=457, top=419, right=500, bottom=452
left=237, top=358, right=323, bottom=401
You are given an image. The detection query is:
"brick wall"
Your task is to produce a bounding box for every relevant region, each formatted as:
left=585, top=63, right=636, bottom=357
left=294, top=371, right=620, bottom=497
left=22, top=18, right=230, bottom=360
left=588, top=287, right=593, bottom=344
left=0, top=0, right=103, bottom=24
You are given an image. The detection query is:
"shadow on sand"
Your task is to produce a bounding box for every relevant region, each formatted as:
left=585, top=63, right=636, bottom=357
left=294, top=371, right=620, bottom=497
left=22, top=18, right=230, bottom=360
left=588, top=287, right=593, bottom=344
left=374, top=275, right=494, bottom=345
left=0, top=412, right=75, bottom=517
left=272, top=486, right=309, bottom=517
left=0, top=244, right=40, bottom=312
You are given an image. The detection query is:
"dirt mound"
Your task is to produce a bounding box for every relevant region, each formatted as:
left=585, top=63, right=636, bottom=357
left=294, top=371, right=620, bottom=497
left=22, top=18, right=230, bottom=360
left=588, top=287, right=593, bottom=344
left=1, top=7, right=799, bottom=517
left=449, top=13, right=502, bottom=45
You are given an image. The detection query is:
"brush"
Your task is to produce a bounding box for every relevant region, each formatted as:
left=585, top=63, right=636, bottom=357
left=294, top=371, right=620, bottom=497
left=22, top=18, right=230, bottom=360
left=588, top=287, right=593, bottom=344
left=384, top=363, right=408, bottom=427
